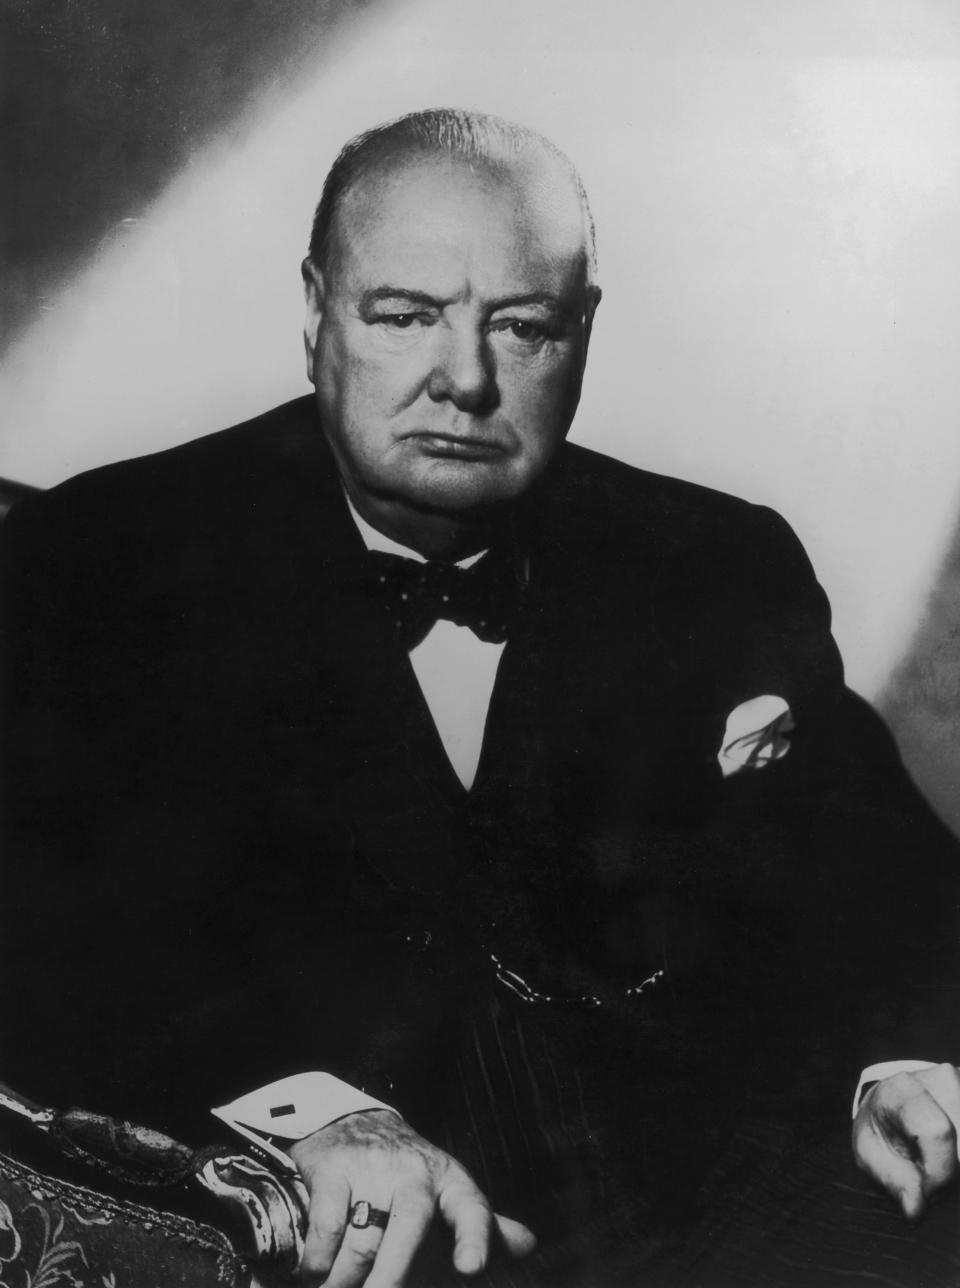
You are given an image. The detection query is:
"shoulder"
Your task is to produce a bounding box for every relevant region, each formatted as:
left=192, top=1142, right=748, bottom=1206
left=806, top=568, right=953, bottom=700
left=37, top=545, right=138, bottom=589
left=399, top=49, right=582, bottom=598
left=555, top=440, right=756, bottom=516
left=547, top=440, right=808, bottom=575
left=549, top=443, right=844, bottom=718
left=3, top=397, right=327, bottom=559
left=10, top=396, right=320, bottom=521
left=1, top=397, right=337, bottom=625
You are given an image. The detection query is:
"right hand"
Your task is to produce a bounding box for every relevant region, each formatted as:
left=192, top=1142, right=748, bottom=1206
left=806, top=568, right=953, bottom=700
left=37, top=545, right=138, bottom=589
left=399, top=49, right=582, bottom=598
left=288, top=1109, right=537, bottom=1287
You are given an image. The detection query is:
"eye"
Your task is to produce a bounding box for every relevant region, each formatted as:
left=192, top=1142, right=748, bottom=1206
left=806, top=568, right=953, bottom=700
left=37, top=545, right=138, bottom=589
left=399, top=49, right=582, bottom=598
left=491, top=318, right=554, bottom=345
left=372, top=311, right=434, bottom=332
left=507, top=320, right=541, bottom=340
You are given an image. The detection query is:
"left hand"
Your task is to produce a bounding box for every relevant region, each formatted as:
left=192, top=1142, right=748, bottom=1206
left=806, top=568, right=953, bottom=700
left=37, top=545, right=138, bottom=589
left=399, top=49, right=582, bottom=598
left=852, top=1063, right=960, bottom=1218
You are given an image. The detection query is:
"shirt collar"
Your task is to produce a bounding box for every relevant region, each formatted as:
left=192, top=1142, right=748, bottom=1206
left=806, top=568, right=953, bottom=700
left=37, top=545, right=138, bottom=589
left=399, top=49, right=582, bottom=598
left=343, top=491, right=487, bottom=569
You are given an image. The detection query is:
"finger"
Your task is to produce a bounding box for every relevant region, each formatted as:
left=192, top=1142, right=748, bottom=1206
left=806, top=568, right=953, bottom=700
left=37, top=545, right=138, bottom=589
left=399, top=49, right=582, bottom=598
left=299, top=1174, right=351, bottom=1281
left=894, top=1081, right=958, bottom=1195
left=363, top=1181, right=434, bottom=1288
left=853, top=1106, right=925, bottom=1219
left=325, top=1211, right=389, bottom=1288
left=916, top=1064, right=960, bottom=1160
left=437, top=1175, right=494, bottom=1276
left=493, top=1212, right=538, bottom=1259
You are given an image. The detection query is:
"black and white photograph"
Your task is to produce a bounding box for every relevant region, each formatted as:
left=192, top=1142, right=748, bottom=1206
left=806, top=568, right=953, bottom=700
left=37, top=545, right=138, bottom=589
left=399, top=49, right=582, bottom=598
left=1, top=3, right=958, bottom=1285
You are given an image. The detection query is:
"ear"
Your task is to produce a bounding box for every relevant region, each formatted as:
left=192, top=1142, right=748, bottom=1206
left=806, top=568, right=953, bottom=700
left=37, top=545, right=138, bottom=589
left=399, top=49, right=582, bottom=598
left=301, top=257, right=326, bottom=383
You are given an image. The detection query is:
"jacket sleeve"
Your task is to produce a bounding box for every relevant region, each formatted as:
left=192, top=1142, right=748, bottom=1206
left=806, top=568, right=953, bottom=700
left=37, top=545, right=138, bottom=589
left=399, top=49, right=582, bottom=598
left=706, top=506, right=960, bottom=1111
left=0, top=488, right=464, bottom=1145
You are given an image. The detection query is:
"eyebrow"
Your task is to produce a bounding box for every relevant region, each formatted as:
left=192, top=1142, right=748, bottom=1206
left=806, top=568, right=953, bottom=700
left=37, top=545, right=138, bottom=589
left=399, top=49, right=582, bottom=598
left=359, top=286, right=569, bottom=312
left=491, top=291, right=569, bottom=312
left=360, top=287, right=443, bottom=309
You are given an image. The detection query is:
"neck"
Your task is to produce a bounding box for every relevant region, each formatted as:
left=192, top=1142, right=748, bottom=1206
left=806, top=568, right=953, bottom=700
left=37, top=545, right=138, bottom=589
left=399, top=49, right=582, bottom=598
left=348, top=491, right=507, bottom=561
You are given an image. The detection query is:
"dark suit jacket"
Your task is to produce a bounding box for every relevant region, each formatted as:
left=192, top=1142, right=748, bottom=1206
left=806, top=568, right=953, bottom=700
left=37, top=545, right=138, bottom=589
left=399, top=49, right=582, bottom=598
left=2, top=397, right=956, bottom=1158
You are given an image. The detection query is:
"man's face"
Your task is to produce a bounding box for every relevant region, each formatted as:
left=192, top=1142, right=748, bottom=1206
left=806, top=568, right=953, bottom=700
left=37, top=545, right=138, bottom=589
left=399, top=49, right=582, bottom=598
left=304, top=151, right=599, bottom=521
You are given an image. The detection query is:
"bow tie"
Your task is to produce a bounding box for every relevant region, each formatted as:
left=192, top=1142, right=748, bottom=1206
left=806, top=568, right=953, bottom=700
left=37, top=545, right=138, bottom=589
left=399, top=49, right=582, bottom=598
left=368, top=548, right=527, bottom=649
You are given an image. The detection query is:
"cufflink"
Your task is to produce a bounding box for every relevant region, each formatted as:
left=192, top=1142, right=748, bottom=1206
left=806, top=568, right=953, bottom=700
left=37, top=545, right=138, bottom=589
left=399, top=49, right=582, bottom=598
left=212, top=1072, right=399, bottom=1170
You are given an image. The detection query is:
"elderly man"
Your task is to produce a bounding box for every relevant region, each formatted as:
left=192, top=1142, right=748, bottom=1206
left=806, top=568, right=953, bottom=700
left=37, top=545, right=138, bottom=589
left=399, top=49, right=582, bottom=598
left=2, top=110, right=958, bottom=1287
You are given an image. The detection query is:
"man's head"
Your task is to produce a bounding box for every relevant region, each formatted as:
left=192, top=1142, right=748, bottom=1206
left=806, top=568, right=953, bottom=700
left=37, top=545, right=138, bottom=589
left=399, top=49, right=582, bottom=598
left=302, top=109, right=601, bottom=552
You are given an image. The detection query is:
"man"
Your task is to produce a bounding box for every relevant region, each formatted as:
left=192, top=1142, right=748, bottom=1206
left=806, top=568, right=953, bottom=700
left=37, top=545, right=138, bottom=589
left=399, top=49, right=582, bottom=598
left=2, top=110, right=958, bottom=1287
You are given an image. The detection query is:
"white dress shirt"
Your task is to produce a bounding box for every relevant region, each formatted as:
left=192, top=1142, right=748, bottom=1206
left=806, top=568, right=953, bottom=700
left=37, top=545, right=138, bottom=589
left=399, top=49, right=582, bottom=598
left=347, top=500, right=506, bottom=791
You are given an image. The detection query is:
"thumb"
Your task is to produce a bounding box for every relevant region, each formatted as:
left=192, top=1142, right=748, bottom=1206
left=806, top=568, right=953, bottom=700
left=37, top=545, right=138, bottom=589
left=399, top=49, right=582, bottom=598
left=493, top=1212, right=537, bottom=1258
left=853, top=1113, right=926, bottom=1220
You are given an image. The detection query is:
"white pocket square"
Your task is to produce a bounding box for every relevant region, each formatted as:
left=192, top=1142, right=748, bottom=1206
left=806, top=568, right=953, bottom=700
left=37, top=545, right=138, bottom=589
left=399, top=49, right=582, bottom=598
left=718, top=694, right=794, bottom=778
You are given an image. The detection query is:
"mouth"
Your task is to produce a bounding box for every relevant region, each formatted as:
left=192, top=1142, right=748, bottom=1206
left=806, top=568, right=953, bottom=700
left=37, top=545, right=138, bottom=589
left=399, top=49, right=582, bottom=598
left=404, top=433, right=507, bottom=460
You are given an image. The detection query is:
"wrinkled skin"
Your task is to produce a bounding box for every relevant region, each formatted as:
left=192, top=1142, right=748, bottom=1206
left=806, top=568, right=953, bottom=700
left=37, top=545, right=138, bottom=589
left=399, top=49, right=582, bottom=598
left=853, top=1064, right=960, bottom=1217
left=289, top=1110, right=536, bottom=1287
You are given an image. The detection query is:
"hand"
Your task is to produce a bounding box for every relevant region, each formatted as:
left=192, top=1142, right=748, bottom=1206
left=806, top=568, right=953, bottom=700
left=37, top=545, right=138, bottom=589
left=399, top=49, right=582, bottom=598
left=288, top=1109, right=536, bottom=1287
left=852, top=1063, right=960, bottom=1218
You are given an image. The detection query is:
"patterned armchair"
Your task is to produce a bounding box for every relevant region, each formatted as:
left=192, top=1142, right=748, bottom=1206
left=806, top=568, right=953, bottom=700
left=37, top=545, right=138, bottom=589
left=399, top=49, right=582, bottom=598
left=0, top=479, right=283, bottom=1288
left=0, top=1084, right=308, bottom=1288
left=0, top=1143, right=245, bottom=1288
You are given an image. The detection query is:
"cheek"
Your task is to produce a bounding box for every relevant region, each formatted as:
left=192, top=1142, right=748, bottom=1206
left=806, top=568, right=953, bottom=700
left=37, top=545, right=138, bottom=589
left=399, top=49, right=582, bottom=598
left=345, top=349, right=424, bottom=416
left=503, top=360, right=578, bottom=444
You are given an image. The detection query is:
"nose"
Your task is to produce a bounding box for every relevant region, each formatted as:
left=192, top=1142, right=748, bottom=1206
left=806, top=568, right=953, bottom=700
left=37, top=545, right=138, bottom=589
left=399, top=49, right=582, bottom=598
left=427, top=323, right=498, bottom=413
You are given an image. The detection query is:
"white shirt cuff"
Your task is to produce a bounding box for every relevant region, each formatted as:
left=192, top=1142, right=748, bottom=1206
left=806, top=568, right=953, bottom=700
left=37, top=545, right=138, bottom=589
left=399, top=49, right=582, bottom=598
left=212, top=1072, right=400, bottom=1169
left=852, top=1060, right=937, bottom=1119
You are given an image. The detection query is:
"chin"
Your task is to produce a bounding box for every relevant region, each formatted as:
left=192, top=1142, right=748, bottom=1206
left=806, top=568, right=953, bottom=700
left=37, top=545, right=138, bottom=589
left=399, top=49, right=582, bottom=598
left=404, top=457, right=545, bottom=512
left=404, top=474, right=531, bottom=517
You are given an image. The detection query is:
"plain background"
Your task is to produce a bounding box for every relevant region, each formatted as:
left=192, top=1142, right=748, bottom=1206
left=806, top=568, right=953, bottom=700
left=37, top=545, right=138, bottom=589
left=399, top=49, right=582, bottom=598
left=3, top=0, right=960, bottom=833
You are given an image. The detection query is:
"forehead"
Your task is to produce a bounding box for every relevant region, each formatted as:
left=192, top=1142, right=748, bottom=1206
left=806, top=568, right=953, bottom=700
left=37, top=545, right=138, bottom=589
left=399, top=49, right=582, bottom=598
left=328, top=151, right=588, bottom=301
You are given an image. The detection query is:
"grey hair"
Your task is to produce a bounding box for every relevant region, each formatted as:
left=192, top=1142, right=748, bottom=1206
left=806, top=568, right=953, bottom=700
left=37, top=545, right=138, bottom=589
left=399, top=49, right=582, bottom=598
left=308, top=108, right=598, bottom=284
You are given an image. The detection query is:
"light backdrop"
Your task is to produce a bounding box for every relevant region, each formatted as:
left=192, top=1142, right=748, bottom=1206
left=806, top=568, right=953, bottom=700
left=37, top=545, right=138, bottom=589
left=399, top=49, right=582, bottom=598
left=4, top=0, right=960, bottom=826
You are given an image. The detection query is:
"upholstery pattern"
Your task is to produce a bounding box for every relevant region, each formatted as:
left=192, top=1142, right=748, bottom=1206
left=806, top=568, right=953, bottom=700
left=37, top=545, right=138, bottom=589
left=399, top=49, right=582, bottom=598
left=0, top=1148, right=245, bottom=1288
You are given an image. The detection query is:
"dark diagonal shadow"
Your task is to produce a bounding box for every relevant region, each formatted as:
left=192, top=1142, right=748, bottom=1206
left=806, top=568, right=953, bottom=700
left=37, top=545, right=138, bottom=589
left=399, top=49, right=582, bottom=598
left=879, top=505, right=960, bottom=839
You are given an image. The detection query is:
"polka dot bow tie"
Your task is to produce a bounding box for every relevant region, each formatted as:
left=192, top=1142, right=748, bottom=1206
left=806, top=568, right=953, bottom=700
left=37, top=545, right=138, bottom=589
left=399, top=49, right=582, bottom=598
left=368, top=547, right=527, bottom=649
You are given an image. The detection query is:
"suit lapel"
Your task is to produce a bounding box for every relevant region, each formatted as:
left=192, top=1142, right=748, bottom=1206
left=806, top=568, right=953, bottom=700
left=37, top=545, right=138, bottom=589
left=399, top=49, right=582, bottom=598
left=468, top=444, right=719, bottom=830
left=282, top=425, right=714, bottom=902
left=287, top=431, right=468, bottom=900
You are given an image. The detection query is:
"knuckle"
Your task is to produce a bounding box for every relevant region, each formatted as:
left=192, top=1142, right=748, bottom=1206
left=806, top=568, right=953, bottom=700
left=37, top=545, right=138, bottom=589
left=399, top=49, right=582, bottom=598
left=347, top=1241, right=380, bottom=1268
left=897, top=1097, right=928, bottom=1132
left=885, top=1072, right=918, bottom=1097
left=298, top=1249, right=335, bottom=1280
left=900, top=1102, right=949, bottom=1146
left=305, top=1221, right=346, bottom=1262
left=446, top=1172, right=487, bottom=1206
left=310, top=1220, right=346, bottom=1241
left=396, top=1155, right=434, bottom=1190
left=873, top=1073, right=917, bottom=1114
left=297, top=1155, right=340, bottom=1191
left=929, top=1119, right=954, bottom=1146
left=390, top=1184, right=434, bottom=1220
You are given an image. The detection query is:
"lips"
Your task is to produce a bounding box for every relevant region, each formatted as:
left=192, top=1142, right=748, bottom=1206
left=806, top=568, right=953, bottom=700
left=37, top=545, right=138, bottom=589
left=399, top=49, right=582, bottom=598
left=405, top=433, right=506, bottom=459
